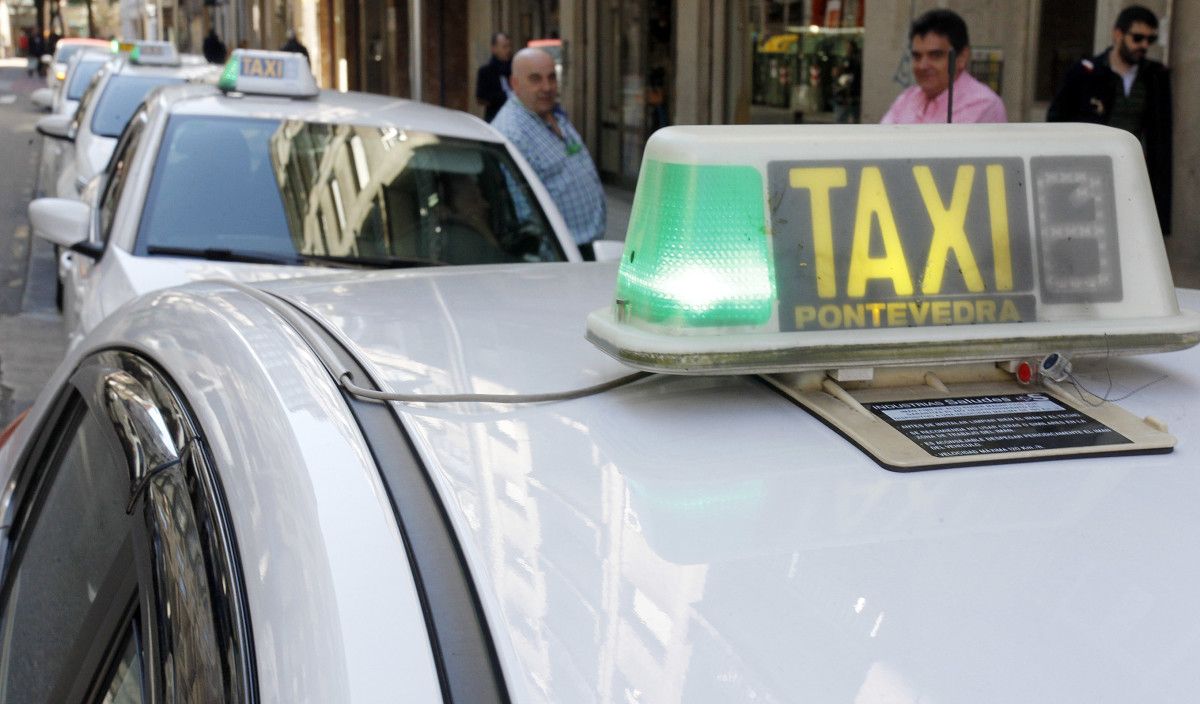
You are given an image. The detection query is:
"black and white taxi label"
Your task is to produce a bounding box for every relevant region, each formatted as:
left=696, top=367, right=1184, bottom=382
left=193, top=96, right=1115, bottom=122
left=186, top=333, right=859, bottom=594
left=768, top=159, right=1035, bottom=332
left=865, top=393, right=1131, bottom=458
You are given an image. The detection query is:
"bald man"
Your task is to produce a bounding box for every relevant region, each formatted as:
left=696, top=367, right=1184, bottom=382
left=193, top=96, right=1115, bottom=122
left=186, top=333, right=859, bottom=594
left=491, top=48, right=606, bottom=258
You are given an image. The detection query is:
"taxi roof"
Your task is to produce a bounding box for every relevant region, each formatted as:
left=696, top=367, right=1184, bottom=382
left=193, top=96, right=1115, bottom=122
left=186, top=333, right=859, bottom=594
left=7, top=262, right=1196, bottom=700
left=152, top=83, right=504, bottom=143
left=242, top=265, right=1200, bottom=702
left=108, top=55, right=215, bottom=78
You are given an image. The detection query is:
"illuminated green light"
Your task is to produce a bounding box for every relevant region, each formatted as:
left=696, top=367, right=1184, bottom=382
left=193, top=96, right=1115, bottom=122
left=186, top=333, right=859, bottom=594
left=110, top=39, right=119, bottom=53
left=130, top=45, right=141, bottom=63
left=615, top=160, right=775, bottom=329
left=218, top=57, right=240, bottom=91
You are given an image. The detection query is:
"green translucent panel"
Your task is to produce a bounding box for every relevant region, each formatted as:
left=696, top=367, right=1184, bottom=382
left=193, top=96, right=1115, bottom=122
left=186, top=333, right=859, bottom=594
left=615, top=161, right=775, bottom=329
left=218, top=58, right=240, bottom=91
left=130, top=46, right=141, bottom=62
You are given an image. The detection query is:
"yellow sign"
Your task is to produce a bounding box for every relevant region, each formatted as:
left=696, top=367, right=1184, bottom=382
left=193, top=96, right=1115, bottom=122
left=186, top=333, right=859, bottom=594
left=769, top=158, right=1035, bottom=331
left=241, top=56, right=286, bottom=79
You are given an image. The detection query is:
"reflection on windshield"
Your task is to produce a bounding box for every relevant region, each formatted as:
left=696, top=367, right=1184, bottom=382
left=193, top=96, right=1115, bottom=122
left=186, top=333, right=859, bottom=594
left=135, top=116, right=565, bottom=267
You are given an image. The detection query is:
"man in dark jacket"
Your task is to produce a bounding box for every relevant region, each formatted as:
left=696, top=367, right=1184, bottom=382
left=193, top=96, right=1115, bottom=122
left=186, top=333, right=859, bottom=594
left=202, top=30, right=227, bottom=64
left=1047, top=5, right=1172, bottom=234
left=475, top=32, right=512, bottom=122
left=280, top=29, right=309, bottom=61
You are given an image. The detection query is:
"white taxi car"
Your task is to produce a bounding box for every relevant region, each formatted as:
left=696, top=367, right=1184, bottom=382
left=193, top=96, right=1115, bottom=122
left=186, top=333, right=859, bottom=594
left=29, top=37, right=110, bottom=109
left=35, top=41, right=216, bottom=200
left=30, top=49, right=577, bottom=350
left=48, top=48, right=110, bottom=117
left=35, top=49, right=111, bottom=200
left=3, top=123, right=1197, bottom=702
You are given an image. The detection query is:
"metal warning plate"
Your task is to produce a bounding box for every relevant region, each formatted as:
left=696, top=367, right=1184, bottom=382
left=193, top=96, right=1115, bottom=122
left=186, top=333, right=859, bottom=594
left=765, top=370, right=1173, bottom=471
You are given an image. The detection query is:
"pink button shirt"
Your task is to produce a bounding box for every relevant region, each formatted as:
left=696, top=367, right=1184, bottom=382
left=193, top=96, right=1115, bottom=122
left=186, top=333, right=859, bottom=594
left=881, top=71, right=1007, bottom=124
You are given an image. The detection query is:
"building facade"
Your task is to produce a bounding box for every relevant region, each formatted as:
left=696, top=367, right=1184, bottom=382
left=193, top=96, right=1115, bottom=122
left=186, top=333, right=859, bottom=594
left=10, top=0, right=1194, bottom=244
left=294, top=0, right=1193, bottom=240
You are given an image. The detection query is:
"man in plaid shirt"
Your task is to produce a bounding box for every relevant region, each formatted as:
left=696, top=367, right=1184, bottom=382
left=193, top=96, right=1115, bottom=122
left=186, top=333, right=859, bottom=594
left=492, top=48, right=607, bottom=259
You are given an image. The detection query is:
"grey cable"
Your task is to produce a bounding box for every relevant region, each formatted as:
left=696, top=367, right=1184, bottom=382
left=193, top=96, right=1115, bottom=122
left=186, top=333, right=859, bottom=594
left=339, top=370, right=653, bottom=404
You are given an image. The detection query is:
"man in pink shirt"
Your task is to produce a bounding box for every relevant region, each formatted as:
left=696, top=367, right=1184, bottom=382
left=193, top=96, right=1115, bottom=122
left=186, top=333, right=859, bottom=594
left=882, top=9, right=1006, bottom=124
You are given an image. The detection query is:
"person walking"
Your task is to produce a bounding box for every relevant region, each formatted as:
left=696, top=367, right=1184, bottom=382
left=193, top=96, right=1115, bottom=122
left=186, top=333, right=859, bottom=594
left=202, top=29, right=227, bottom=64
left=491, top=48, right=606, bottom=259
left=881, top=9, right=1005, bottom=124
left=475, top=32, right=513, bottom=122
left=19, top=28, right=32, bottom=76
left=1047, top=5, right=1171, bottom=234
left=27, top=30, right=44, bottom=78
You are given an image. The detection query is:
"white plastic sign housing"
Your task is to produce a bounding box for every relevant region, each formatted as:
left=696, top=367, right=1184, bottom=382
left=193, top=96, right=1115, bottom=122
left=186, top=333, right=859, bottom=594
left=587, top=124, right=1200, bottom=374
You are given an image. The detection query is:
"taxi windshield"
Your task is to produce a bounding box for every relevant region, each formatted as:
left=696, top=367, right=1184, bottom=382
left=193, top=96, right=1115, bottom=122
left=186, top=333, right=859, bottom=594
left=66, top=59, right=106, bottom=101
left=91, top=75, right=184, bottom=138
left=134, top=115, right=566, bottom=266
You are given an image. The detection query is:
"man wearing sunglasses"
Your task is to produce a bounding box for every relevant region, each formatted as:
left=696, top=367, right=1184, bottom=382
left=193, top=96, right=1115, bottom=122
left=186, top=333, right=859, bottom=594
left=1048, top=4, right=1172, bottom=234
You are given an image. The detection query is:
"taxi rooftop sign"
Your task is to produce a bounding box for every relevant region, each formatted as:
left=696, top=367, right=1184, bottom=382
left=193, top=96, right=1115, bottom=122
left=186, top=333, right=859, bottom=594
left=111, top=40, right=180, bottom=66
left=587, top=124, right=1200, bottom=374
left=218, top=49, right=318, bottom=98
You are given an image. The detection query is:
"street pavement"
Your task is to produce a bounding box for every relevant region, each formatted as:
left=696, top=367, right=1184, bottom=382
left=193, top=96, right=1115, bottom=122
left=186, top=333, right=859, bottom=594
left=0, top=59, right=65, bottom=430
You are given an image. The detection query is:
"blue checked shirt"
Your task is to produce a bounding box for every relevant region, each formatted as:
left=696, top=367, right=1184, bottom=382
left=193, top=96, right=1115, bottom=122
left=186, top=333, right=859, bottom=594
left=492, top=97, right=606, bottom=246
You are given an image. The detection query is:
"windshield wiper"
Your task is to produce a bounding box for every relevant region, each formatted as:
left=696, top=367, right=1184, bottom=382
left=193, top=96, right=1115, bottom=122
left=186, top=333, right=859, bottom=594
left=299, top=253, right=447, bottom=269
left=146, top=245, right=305, bottom=265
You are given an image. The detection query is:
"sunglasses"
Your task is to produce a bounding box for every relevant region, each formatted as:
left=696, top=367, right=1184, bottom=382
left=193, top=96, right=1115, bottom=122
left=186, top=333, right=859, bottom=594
left=1128, top=32, right=1158, bottom=45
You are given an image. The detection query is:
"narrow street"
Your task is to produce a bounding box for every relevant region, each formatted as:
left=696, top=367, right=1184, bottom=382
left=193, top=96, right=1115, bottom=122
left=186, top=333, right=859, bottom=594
left=0, top=59, right=65, bottom=429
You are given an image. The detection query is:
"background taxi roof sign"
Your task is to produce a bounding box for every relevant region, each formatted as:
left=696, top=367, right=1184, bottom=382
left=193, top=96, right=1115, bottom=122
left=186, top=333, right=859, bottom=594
left=129, top=40, right=179, bottom=66
left=586, top=124, right=1200, bottom=374
left=218, top=49, right=318, bottom=98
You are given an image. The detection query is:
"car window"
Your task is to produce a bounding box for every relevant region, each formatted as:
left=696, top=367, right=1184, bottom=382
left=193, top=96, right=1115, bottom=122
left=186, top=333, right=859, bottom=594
left=71, top=70, right=105, bottom=135
left=90, top=75, right=182, bottom=138
left=135, top=115, right=566, bottom=266
left=0, top=398, right=133, bottom=704
left=98, top=110, right=149, bottom=244
left=67, top=60, right=107, bottom=101
left=94, top=621, right=144, bottom=704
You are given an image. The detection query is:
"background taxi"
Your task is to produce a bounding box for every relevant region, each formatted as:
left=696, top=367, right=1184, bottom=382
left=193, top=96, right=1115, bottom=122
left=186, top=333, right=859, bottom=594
left=29, top=49, right=578, bottom=350
left=35, top=49, right=111, bottom=203
left=35, top=41, right=215, bottom=200
left=29, top=37, right=110, bottom=109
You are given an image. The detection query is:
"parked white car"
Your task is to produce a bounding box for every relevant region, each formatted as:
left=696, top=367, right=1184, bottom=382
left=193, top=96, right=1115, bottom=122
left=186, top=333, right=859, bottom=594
left=35, top=49, right=112, bottom=200
left=35, top=41, right=216, bottom=200
left=29, top=37, right=110, bottom=110
left=29, top=49, right=579, bottom=350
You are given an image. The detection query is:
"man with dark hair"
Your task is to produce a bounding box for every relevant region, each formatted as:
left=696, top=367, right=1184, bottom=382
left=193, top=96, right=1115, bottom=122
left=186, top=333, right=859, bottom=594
left=475, top=32, right=513, bottom=122
left=1048, top=5, right=1171, bottom=234
left=882, top=8, right=1005, bottom=124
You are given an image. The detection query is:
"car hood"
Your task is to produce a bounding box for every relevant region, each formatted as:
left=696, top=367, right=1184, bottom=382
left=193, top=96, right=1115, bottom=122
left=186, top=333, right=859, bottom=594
left=106, top=248, right=342, bottom=317
left=266, top=267, right=1200, bottom=703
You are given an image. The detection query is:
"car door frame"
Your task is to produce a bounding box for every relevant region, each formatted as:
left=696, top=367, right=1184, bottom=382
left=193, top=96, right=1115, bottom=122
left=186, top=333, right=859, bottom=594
left=62, top=105, right=154, bottom=343
left=0, top=349, right=257, bottom=703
